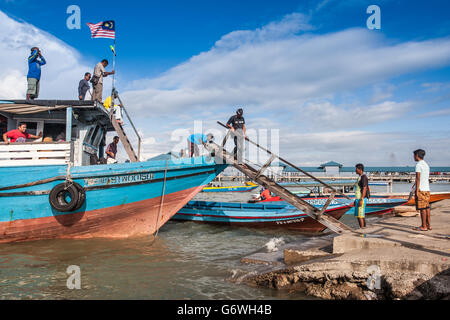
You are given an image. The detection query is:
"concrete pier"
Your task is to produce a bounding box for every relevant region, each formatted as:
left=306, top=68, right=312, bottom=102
left=244, top=200, right=450, bottom=300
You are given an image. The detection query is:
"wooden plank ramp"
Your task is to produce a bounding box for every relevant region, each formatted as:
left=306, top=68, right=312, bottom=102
left=207, top=142, right=354, bottom=235
left=109, top=113, right=139, bottom=163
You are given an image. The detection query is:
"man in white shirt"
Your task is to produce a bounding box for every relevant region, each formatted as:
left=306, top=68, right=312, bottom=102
left=413, top=149, right=431, bottom=231
left=91, top=59, right=115, bottom=102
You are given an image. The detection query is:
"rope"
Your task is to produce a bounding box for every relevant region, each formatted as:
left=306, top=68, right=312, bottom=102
left=151, top=160, right=168, bottom=245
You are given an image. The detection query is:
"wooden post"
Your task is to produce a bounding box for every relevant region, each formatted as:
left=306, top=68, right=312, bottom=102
left=66, top=107, right=72, bottom=142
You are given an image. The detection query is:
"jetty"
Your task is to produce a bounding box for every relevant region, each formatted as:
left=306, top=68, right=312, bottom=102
left=241, top=200, right=450, bottom=300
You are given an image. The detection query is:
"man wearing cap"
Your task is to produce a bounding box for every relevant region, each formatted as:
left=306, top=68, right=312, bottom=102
left=26, top=47, right=46, bottom=100
left=226, top=108, right=246, bottom=164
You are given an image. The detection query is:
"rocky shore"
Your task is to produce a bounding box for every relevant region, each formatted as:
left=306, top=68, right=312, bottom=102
left=243, top=200, right=450, bottom=300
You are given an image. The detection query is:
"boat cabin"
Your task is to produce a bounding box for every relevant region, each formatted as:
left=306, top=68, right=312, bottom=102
left=0, top=100, right=119, bottom=167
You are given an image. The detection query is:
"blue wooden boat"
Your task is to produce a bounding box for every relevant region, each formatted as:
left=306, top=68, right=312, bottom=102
left=202, top=182, right=258, bottom=193
left=172, top=201, right=351, bottom=233
left=0, top=99, right=226, bottom=243
left=256, top=196, right=408, bottom=215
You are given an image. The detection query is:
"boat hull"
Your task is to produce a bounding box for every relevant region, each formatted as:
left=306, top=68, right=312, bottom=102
left=0, top=159, right=227, bottom=243
left=173, top=201, right=350, bottom=233
left=256, top=196, right=408, bottom=216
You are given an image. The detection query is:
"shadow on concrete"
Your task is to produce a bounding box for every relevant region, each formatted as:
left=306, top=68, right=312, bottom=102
left=405, top=268, right=450, bottom=299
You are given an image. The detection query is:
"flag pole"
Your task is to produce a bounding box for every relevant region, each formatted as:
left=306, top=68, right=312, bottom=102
left=112, top=38, right=116, bottom=93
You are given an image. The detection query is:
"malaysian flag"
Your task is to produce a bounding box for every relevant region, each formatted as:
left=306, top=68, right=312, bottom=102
left=87, top=21, right=116, bottom=39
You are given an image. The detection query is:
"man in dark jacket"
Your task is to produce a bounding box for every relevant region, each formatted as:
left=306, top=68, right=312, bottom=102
left=78, top=73, right=91, bottom=100
left=226, top=108, right=246, bottom=164
left=27, top=47, right=46, bottom=100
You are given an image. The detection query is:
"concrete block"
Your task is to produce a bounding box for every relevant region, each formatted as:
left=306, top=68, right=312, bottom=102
left=333, top=234, right=402, bottom=254
left=284, top=248, right=330, bottom=265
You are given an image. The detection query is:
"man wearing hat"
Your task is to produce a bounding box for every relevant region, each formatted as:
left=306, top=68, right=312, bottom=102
left=226, top=108, right=246, bottom=164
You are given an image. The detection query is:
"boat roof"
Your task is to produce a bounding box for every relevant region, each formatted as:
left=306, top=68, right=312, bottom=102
left=0, top=100, right=96, bottom=114
left=0, top=99, right=114, bottom=130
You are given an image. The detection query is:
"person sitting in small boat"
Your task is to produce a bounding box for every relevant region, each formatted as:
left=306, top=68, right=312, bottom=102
left=259, top=187, right=273, bottom=201
left=106, top=136, right=120, bottom=164
left=2, top=122, right=42, bottom=144
left=104, top=92, right=124, bottom=125
left=187, top=133, right=214, bottom=157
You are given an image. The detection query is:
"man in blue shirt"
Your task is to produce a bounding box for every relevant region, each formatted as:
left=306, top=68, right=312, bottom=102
left=27, top=47, right=46, bottom=100
left=187, top=133, right=214, bottom=157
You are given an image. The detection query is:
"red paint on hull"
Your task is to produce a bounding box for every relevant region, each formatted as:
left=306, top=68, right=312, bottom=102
left=0, top=185, right=205, bottom=244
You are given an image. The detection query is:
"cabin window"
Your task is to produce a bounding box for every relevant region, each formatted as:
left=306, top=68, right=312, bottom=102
left=90, top=125, right=100, bottom=145
left=43, top=123, right=66, bottom=142
left=92, top=127, right=104, bottom=147
left=84, top=127, right=95, bottom=145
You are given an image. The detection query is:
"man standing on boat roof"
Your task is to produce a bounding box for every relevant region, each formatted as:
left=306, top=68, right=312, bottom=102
left=26, top=47, right=46, bottom=100
left=226, top=108, right=246, bottom=165
left=187, top=133, right=215, bottom=157
left=354, top=163, right=370, bottom=229
left=91, top=59, right=115, bottom=103
left=78, top=72, right=91, bottom=100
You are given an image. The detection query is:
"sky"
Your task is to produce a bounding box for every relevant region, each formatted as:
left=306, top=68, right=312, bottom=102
left=0, top=0, right=449, bottom=166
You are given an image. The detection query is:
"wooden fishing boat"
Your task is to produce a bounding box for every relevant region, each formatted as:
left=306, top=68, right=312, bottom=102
left=172, top=201, right=351, bottom=233
left=201, top=182, right=258, bottom=193
left=255, top=196, right=408, bottom=215
left=0, top=99, right=227, bottom=243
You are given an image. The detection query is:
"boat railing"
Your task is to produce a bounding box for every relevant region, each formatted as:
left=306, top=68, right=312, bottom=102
left=0, top=142, right=72, bottom=167
left=114, top=92, right=142, bottom=161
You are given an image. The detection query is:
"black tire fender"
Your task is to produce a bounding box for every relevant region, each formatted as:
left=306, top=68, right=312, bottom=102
left=73, top=182, right=86, bottom=211
left=49, top=183, right=80, bottom=212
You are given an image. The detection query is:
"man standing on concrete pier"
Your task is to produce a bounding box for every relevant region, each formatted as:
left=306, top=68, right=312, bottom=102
left=413, top=149, right=431, bottom=231
left=355, top=164, right=369, bottom=229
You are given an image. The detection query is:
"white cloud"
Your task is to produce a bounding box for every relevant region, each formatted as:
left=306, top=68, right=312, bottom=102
left=122, top=15, right=450, bottom=117
left=119, top=12, right=450, bottom=164
left=278, top=130, right=450, bottom=167
left=301, top=100, right=412, bottom=129
left=0, top=10, right=91, bottom=99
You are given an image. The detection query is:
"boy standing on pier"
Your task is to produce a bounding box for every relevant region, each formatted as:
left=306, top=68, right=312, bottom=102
left=355, top=164, right=369, bottom=229
left=413, top=149, right=431, bottom=231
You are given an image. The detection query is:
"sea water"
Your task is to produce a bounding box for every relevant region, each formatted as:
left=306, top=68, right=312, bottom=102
left=0, top=182, right=448, bottom=299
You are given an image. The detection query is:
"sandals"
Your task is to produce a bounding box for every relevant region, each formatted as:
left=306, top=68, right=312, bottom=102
left=413, top=226, right=428, bottom=232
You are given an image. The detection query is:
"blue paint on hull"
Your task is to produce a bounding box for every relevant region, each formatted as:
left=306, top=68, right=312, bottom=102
left=0, top=158, right=227, bottom=223
left=260, top=197, right=407, bottom=215
left=173, top=201, right=350, bottom=224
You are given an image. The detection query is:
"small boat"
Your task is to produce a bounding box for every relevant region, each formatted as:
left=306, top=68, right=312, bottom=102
left=255, top=196, right=408, bottom=216
left=172, top=201, right=352, bottom=233
left=201, top=182, right=258, bottom=193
